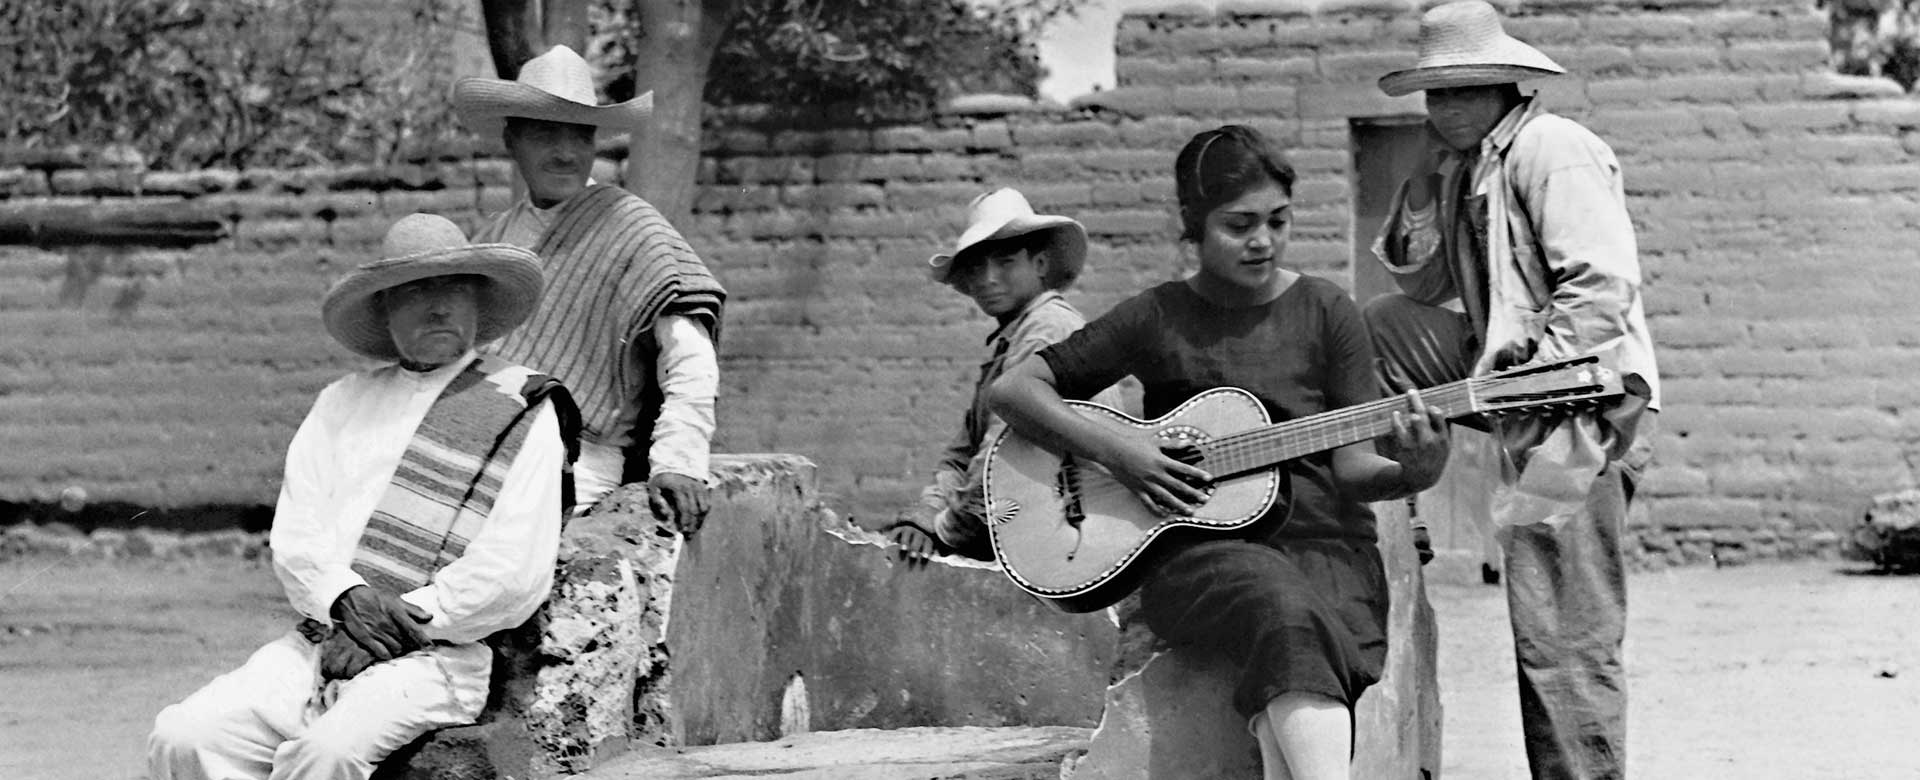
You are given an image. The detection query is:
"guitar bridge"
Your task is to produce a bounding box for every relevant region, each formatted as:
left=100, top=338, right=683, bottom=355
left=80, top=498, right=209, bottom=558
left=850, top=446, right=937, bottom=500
left=1058, top=454, right=1087, bottom=529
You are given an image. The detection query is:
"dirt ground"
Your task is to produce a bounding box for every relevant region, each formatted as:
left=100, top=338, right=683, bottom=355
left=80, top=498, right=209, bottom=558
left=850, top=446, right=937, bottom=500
left=2, top=555, right=1916, bottom=780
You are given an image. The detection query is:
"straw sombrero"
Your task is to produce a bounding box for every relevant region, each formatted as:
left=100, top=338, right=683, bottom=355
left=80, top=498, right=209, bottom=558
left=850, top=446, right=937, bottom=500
left=1378, top=1, right=1565, bottom=97
left=454, top=45, right=653, bottom=138
left=321, top=214, right=544, bottom=361
left=928, top=188, right=1087, bottom=288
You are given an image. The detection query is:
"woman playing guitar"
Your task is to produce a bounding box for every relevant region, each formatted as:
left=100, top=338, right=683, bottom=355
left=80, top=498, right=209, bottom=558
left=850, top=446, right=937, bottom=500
left=989, top=125, right=1451, bottom=780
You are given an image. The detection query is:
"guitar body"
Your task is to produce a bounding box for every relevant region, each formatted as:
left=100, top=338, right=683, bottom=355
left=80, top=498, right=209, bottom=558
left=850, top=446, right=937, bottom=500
left=983, top=387, right=1289, bottom=613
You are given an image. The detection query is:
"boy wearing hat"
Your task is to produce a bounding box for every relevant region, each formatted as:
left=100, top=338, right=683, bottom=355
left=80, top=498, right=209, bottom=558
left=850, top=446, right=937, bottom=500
left=888, top=189, right=1120, bottom=562
left=148, top=215, right=570, bottom=780
left=454, top=45, right=726, bottom=533
left=1366, top=3, right=1659, bottom=778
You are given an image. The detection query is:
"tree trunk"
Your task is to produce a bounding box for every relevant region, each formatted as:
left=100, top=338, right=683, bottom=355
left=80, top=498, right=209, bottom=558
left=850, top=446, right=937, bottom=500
left=627, top=0, right=738, bottom=224
left=479, top=0, right=541, bottom=78
left=543, top=0, right=589, bottom=54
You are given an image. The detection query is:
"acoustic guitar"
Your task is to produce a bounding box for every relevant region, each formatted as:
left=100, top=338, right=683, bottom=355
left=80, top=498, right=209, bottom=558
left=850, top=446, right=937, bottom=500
left=981, top=353, right=1626, bottom=613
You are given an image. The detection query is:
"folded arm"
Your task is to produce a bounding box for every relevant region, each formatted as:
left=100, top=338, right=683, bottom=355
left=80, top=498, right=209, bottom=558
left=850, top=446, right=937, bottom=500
left=399, top=402, right=565, bottom=644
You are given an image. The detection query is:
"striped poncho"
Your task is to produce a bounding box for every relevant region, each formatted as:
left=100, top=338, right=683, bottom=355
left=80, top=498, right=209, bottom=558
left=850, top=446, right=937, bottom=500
left=350, top=356, right=547, bottom=595
left=483, top=185, right=726, bottom=445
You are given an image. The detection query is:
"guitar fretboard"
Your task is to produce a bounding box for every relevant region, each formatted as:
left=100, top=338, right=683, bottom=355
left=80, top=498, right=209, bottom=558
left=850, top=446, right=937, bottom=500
left=1197, top=377, right=1480, bottom=479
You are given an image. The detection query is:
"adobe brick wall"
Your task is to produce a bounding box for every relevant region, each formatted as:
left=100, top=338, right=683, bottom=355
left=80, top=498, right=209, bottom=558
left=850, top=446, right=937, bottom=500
left=1, top=0, right=1908, bottom=566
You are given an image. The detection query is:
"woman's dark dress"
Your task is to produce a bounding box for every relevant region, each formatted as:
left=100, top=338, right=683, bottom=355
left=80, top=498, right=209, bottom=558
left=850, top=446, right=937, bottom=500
left=1039, top=275, right=1390, bottom=717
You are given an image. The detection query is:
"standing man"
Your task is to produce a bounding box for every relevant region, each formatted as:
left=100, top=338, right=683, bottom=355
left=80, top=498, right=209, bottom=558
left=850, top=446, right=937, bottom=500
left=454, top=44, right=726, bottom=532
left=1368, top=3, right=1659, bottom=778
left=149, top=214, right=566, bottom=779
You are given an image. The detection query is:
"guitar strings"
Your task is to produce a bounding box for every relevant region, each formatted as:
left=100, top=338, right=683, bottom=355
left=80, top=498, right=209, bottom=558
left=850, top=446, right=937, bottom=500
left=1193, top=371, right=1568, bottom=476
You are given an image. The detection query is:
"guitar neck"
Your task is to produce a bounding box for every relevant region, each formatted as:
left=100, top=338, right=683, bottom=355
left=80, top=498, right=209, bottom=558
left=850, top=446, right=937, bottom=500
left=1198, top=377, right=1478, bottom=479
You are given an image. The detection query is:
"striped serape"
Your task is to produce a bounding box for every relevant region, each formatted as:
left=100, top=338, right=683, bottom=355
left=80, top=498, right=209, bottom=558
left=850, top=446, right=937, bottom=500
left=350, top=356, right=548, bottom=594
left=485, top=185, right=726, bottom=443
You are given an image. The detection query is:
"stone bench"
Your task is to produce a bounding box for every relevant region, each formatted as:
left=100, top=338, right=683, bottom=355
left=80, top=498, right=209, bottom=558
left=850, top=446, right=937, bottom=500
left=378, top=453, right=1122, bottom=778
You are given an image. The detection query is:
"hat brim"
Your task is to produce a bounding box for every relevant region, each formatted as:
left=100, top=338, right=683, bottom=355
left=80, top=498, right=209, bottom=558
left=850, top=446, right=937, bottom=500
left=1379, top=63, right=1565, bottom=96
left=322, top=244, right=544, bottom=361
left=454, top=78, right=654, bottom=138
left=929, top=217, right=1087, bottom=289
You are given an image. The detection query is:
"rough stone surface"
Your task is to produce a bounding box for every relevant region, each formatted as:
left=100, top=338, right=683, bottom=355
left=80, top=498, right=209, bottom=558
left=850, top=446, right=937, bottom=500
left=1847, top=489, right=1920, bottom=572
left=1065, top=500, right=1440, bottom=778
left=665, top=456, right=1121, bottom=746
left=581, top=726, right=1091, bottom=780
left=382, top=453, right=1117, bottom=777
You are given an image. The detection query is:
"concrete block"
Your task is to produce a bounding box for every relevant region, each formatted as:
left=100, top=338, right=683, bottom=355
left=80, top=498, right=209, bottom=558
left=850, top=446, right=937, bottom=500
left=879, top=126, right=972, bottom=153
left=139, top=169, right=241, bottom=197
left=971, top=121, right=1015, bottom=151
left=1118, top=57, right=1217, bottom=89
left=1278, top=17, right=1387, bottom=48
left=1172, top=85, right=1242, bottom=115
left=0, top=167, right=51, bottom=198
left=666, top=455, right=1120, bottom=745
left=1011, top=121, right=1120, bottom=149
left=1216, top=56, right=1319, bottom=83
left=908, top=153, right=969, bottom=181
left=1064, top=500, right=1439, bottom=779
left=1800, top=71, right=1907, bottom=100
left=1217, top=0, right=1315, bottom=18
left=1501, top=16, right=1584, bottom=44
left=49, top=168, right=142, bottom=197
left=1116, top=116, right=1211, bottom=148
left=1166, top=22, right=1280, bottom=56
left=1694, top=9, right=1789, bottom=39
left=1073, top=86, right=1177, bottom=118
left=1319, top=50, right=1418, bottom=83
left=591, top=726, right=1091, bottom=779
left=1725, top=40, right=1828, bottom=71
left=1294, top=84, right=1425, bottom=120
left=1736, top=102, right=1853, bottom=132
left=1085, top=148, right=1170, bottom=175
left=942, top=93, right=1044, bottom=117
left=713, top=128, right=771, bottom=154
left=1852, top=99, right=1920, bottom=128
left=1586, top=13, right=1697, bottom=41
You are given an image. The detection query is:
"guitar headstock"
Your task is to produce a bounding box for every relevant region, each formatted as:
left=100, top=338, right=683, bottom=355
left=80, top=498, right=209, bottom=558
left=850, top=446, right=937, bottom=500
left=1469, top=354, right=1626, bottom=416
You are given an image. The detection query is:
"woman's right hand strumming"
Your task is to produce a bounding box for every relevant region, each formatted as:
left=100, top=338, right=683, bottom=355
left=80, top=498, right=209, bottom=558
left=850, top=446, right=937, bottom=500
left=1096, top=436, right=1213, bottom=518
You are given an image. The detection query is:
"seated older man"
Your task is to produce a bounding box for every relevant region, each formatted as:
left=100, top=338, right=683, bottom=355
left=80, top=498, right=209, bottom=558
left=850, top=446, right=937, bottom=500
left=148, top=214, right=574, bottom=780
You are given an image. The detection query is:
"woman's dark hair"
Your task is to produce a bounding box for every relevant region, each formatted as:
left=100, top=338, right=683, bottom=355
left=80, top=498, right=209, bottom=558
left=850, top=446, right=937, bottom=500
left=1173, top=125, right=1296, bottom=242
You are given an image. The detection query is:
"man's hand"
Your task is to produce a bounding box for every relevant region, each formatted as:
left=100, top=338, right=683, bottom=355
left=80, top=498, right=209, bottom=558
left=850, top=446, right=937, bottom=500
left=331, top=585, right=431, bottom=661
left=1388, top=389, right=1451, bottom=494
left=318, top=630, right=377, bottom=681
left=886, top=508, right=945, bottom=568
left=650, top=472, right=711, bottom=537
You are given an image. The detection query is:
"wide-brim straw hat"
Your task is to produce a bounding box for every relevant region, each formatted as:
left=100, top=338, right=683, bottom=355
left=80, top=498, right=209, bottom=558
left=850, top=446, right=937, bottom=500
left=454, top=44, right=653, bottom=138
left=928, top=188, right=1087, bottom=288
left=322, top=213, right=544, bottom=361
left=1378, top=1, right=1565, bottom=97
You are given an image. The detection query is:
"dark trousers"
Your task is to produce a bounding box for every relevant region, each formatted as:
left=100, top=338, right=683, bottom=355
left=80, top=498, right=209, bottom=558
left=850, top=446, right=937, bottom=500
left=1365, top=294, right=1632, bottom=780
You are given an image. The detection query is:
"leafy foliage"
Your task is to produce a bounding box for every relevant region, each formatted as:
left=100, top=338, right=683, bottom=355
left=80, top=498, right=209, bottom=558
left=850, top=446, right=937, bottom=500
left=1822, top=0, right=1920, bottom=90
left=1, top=0, right=467, bottom=170
left=593, top=0, right=1083, bottom=121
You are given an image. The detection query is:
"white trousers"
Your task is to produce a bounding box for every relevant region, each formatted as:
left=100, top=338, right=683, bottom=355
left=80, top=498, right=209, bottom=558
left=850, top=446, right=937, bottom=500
left=148, top=631, right=489, bottom=780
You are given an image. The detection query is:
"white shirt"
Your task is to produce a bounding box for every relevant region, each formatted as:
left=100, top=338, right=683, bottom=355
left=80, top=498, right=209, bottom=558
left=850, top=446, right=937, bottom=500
left=269, top=351, right=563, bottom=645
